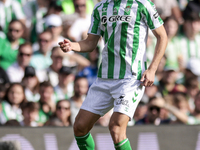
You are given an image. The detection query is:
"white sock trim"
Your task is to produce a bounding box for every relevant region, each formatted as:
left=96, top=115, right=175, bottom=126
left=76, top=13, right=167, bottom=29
left=75, top=132, right=90, bottom=139
left=115, top=138, right=129, bottom=148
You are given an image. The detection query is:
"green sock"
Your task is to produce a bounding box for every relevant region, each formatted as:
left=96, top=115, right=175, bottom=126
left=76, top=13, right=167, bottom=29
left=75, top=132, right=95, bottom=150
left=114, top=138, right=132, bottom=150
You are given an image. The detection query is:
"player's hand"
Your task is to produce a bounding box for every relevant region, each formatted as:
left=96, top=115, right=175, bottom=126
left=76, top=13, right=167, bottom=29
left=58, top=39, right=72, bottom=53
left=140, top=69, right=155, bottom=87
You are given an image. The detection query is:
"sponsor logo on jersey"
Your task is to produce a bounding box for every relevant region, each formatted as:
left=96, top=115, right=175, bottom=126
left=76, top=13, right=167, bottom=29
left=101, top=15, right=132, bottom=24
left=113, top=8, right=118, bottom=15
left=116, top=95, right=129, bottom=107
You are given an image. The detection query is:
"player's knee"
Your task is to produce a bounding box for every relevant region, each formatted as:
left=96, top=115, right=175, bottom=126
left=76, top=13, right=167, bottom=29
left=109, top=121, right=121, bottom=136
left=73, top=119, right=88, bottom=136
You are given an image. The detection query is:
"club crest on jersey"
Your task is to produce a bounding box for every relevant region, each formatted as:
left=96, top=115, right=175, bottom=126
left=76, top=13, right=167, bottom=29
left=102, top=7, right=107, bottom=12
left=125, top=6, right=130, bottom=12
left=101, top=15, right=132, bottom=24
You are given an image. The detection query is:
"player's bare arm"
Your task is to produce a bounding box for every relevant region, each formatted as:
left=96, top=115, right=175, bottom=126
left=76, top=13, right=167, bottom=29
left=140, top=25, right=168, bottom=87
left=59, top=34, right=100, bottom=53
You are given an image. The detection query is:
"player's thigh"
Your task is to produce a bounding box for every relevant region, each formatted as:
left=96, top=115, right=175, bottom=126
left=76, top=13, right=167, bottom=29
left=81, top=78, right=114, bottom=116
left=112, top=78, right=145, bottom=119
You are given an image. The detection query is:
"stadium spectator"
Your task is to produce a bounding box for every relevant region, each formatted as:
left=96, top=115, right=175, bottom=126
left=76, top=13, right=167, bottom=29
left=0, top=20, right=26, bottom=70
left=44, top=46, right=64, bottom=87
left=154, top=54, right=167, bottom=85
left=135, top=97, right=171, bottom=125
left=133, top=101, right=148, bottom=124
left=184, top=58, right=200, bottom=83
left=61, top=0, right=94, bottom=15
left=44, top=99, right=71, bottom=126
left=3, top=119, right=20, bottom=126
left=152, top=0, right=184, bottom=24
left=69, top=76, right=88, bottom=124
left=23, top=0, right=50, bottom=43
left=45, top=46, right=90, bottom=87
left=20, top=101, right=40, bottom=127
left=37, top=81, right=55, bottom=124
left=6, top=43, right=32, bottom=83
left=21, top=66, right=40, bottom=102
left=178, top=1, right=200, bottom=68
left=0, top=0, right=26, bottom=33
left=185, top=77, right=200, bottom=111
left=163, top=17, right=182, bottom=71
left=67, top=0, right=91, bottom=42
left=177, top=0, right=190, bottom=11
left=0, top=84, right=8, bottom=102
left=30, top=30, right=53, bottom=70
left=151, top=91, right=200, bottom=125
left=173, top=93, right=191, bottom=115
left=44, top=14, right=65, bottom=47
left=54, top=66, right=75, bottom=102
left=158, top=65, right=186, bottom=97
left=0, top=67, right=10, bottom=85
left=78, top=47, right=99, bottom=87
left=142, top=85, right=162, bottom=104
left=0, top=141, right=21, bottom=150
left=45, top=0, right=63, bottom=17
left=0, top=83, right=27, bottom=124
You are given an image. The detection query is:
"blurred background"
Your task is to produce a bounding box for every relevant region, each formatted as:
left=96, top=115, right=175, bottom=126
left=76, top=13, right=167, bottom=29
left=0, top=0, right=200, bottom=149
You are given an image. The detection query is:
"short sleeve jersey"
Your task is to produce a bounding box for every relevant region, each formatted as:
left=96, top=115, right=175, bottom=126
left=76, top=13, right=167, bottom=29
left=88, top=0, right=163, bottom=79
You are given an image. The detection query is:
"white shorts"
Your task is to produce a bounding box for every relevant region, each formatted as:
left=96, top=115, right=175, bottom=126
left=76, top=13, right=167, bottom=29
left=81, top=77, right=145, bottom=119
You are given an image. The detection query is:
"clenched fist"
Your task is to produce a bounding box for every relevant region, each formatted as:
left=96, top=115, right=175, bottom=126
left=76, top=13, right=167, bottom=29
left=58, top=39, right=72, bottom=53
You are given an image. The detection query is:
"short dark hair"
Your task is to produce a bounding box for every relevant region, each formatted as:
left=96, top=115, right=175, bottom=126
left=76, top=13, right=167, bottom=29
left=183, top=1, right=200, bottom=21
left=74, top=76, right=87, bottom=83
left=21, top=102, right=40, bottom=112
left=9, top=19, right=25, bottom=29
left=38, top=29, right=53, bottom=40
left=18, top=42, right=32, bottom=52
left=4, top=83, right=27, bottom=107
left=40, top=81, right=53, bottom=89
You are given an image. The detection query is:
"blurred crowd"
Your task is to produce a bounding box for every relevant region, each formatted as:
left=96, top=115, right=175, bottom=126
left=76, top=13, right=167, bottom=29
left=0, top=0, right=200, bottom=127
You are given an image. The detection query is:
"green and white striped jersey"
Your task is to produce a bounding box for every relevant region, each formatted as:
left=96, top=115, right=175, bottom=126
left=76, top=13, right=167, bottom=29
left=178, top=34, right=200, bottom=68
left=0, top=0, right=25, bottom=33
left=88, top=0, right=163, bottom=79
